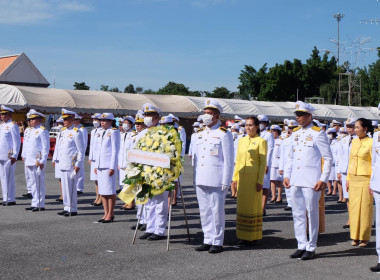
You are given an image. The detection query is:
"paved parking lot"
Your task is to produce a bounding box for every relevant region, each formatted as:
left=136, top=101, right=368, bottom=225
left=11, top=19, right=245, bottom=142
left=0, top=158, right=379, bottom=279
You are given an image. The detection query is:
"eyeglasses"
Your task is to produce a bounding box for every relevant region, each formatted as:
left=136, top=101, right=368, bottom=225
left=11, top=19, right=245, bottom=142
left=295, top=111, right=308, bottom=117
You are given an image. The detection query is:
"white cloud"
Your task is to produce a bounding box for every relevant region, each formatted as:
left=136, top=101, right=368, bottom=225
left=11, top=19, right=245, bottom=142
left=0, top=0, right=92, bottom=24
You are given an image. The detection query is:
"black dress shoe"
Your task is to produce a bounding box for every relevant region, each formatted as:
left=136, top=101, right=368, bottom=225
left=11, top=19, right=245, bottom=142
left=290, top=249, right=306, bottom=258
left=3, top=201, right=16, bottom=206
left=22, top=193, right=33, bottom=198
left=116, top=189, right=122, bottom=194
left=64, top=212, right=77, bottom=217
left=275, top=200, right=283, bottom=204
left=301, top=251, right=315, bottom=261
left=32, top=208, right=45, bottom=212
left=284, top=206, right=292, bottom=211
left=370, top=263, right=380, bottom=272
left=77, top=191, right=83, bottom=195
left=209, top=245, right=223, bottom=254
left=343, top=225, right=350, bottom=229
left=57, top=210, right=67, bottom=216
left=123, top=207, right=135, bottom=211
left=55, top=198, right=63, bottom=202
left=195, top=244, right=212, bottom=251
left=93, top=203, right=102, bottom=206
left=130, top=224, right=143, bottom=230
left=25, top=207, right=35, bottom=211
left=235, top=240, right=257, bottom=249
left=140, top=224, right=146, bottom=231
left=148, top=234, right=166, bottom=241
left=139, top=232, right=153, bottom=239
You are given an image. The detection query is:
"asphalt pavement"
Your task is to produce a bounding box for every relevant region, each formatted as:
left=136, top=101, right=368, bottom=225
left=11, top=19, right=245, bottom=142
left=0, top=157, right=379, bottom=280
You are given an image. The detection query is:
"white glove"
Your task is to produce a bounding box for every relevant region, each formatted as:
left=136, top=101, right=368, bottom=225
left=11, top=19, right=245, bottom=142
left=222, top=184, right=229, bottom=191
left=70, top=171, right=77, bottom=180
left=36, top=167, right=41, bottom=176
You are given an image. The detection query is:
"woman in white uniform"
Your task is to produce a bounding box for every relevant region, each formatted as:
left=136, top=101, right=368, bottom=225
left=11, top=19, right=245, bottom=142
left=118, top=115, right=137, bottom=210
left=327, top=128, right=340, bottom=200
left=88, top=113, right=102, bottom=206
left=94, top=113, right=120, bottom=223
left=269, top=125, right=283, bottom=203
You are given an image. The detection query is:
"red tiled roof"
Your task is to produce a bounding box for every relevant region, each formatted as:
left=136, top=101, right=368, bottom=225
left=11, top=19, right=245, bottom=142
left=0, top=55, right=19, bottom=75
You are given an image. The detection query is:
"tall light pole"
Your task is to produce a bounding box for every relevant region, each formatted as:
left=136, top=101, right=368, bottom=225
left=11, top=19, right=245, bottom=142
left=333, top=13, right=344, bottom=66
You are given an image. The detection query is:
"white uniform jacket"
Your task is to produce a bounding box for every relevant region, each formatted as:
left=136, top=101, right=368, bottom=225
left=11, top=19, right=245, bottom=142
left=0, top=119, right=21, bottom=160
left=370, top=131, right=380, bottom=192
left=260, top=129, right=274, bottom=168
left=88, top=128, right=100, bottom=161
left=94, top=127, right=120, bottom=170
left=56, top=125, right=84, bottom=170
left=194, top=123, right=234, bottom=187
left=279, top=136, right=291, bottom=171
left=23, top=124, right=49, bottom=166
left=178, top=126, right=186, bottom=157
left=118, top=130, right=137, bottom=169
left=284, top=124, right=333, bottom=187
left=336, top=135, right=353, bottom=174
left=21, top=127, right=31, bottom=159
left=271, top=138, right=282, bottom=168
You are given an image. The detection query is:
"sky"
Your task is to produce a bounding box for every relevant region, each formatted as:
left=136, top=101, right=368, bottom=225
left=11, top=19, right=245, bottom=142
left=1, top=0, right=380, bottom=92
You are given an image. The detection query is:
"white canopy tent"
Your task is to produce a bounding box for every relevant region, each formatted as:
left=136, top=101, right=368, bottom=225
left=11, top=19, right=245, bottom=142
left=0, top=84, right=379, bottom=121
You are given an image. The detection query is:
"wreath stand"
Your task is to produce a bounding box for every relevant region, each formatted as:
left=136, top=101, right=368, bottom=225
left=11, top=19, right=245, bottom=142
left=131, top=182, right=191, bottom=251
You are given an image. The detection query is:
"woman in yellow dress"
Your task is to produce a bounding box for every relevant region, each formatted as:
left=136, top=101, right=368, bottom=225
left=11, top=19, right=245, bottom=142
left=231, top=116, right=267, bottom=248
left=347, top=118, right=374, bottom=247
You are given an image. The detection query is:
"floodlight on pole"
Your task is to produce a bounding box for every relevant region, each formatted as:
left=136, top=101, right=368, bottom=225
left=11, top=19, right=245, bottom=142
left=333, top=13, right=344, bottom=66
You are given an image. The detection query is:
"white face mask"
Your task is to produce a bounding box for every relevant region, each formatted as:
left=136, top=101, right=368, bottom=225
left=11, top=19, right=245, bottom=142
left=93, top=120, right=100, bottom=128
left=327, top=134, right=333, bottom=140
left=199, top=123, right=204, bottom=129
left=259, top=124, right=266, bottom=131
left=285, top=126, right=288, bottom=131
left=144, top=116, right=153, bottom=127
left=240, top=127, right=246, bottom=133
left=202, top=114, right=214, bottom=126
left=193, top=127, right=198, bottom=133
left=232, top=131, right=238, bottom=139
left=122, top=123, right=131, bottom=131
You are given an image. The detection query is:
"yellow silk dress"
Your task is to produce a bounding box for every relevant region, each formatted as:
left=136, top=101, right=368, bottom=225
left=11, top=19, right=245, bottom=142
left=233, top=134, right=267, bottom=241
left=347, top=137, right=373, bottom=241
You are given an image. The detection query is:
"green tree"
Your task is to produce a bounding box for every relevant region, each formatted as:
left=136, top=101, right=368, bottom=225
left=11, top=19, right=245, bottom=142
left=143, top=89, right=156, bottom=94
left=156, top=82, right=190, bottom=95
left=73, top=82, right=90, bottom=90
left=136, top=87, right=143, bottom=93
left=124, top=84, right=136, bottom=93
left=100, top=85, right=109, bottom=91
left=206, top=87, right=233, bottom=99
left=109, top=87, right=120, bottom=92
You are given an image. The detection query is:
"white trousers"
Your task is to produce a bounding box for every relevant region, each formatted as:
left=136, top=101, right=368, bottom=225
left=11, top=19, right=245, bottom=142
left=136, top=202, right=147, bottom=225
left=0, top=160, right=16, bottom=202
left=145, top=191, right=169, bottom=236
left=26, top=166, right=46, bottom=208
left=61, top=169, right=78, bottom=212
left=373, top=191, right=380, bottom=263
left=285, top=186, right=292, bottom=208
left=263, top=172, right=270, bottom=189
left=76, top=164, right=85, bottom=192
left=341, top=173, right=349, bottom=199
left=291, top=186, right=321, bottom=252
left=196, top=185, right=227, bottom=246
left=24, top=161, right=32, bottom=194
left=119, top=168, right=126, bottom=187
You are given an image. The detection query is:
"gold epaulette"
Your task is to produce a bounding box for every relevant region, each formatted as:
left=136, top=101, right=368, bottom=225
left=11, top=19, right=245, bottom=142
left=80, top=126, right=84, bottom=129
left=219, top=127, right=228, bottom=133
left=112, top=127, right=117, bottom=130
left=73, top=127, right=78, bottom=132
left=311, top=126, right=321, bottom=132
left=11, top=121, right=15, bottom=124
left=41, top=126, right=46, bottom=130
left=293, top=126, right=301, bottom=132
left=375, top=128, right=380, bottom=133
left=61, top=127, right=67, bottom=131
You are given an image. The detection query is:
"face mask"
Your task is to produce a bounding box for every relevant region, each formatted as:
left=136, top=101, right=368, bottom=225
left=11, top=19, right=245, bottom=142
left=122, top=123, right=130, bottom=131
left=232, top=131, right=238, bottom=139
left=259, top=124, right=266, bottom=131
left=327, top=134, right=333, bottom=140
left=285, top=126, right=288, bottom=131
left=202, top=114, right=214, bottom=126
left=144, top=116, right=153, bottom=127
left=199, top=123, right=204, bottom=129
left=93, top=121, right=100, bottom=128
left=240, top=127, right=246, bottom=133
left=193, top=128, right=198, bottom=133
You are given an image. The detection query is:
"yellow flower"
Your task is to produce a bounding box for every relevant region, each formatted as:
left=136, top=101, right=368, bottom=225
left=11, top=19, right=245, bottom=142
left=152, top=141, right=160, bottom=149
left=142, top=147, right=147, bottom=151
left=146, top=138, right=153, bottom=147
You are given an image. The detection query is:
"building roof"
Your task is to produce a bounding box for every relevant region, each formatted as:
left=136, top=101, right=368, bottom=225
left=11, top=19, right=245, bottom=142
left=0, top=52, right=49, bottom=88
left=0, top=55, right=18, bottom=74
